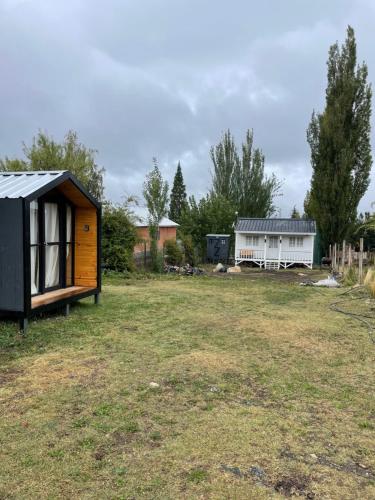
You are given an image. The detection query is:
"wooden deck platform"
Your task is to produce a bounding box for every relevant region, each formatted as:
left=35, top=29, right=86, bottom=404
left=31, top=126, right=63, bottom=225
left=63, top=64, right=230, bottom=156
left=31, top=286, right=95, bottom=309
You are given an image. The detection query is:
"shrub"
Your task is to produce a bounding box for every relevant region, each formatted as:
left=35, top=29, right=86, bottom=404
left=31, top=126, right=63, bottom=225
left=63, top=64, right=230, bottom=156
left=102, top=202, right=137, bottom=272
left=364, top=268, right=375, bottom=297
left=105, top=245, right=134, bottom=273
left=342, top=266, right=358, bottom=286
left=180, top=233, right=196, bottom=265
left=164, top=239, right=183, bottom=266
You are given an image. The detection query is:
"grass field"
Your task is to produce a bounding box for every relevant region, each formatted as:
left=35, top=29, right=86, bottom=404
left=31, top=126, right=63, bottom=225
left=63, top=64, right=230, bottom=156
left=0, top=273, right=374, bottom=499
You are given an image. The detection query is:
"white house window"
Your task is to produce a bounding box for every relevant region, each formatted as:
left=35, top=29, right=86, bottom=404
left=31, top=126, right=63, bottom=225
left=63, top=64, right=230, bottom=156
left=245, top=235, right=259, bottom=246
left=289, top=236, right=303, bottom=247
left=269, top=236, right=278, bottom=248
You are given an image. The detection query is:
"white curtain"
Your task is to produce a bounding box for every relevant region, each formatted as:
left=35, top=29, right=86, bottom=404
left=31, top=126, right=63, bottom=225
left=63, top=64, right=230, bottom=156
left=45, top=246, right=59, bottom=288
left=30, top=247, right=39, bottom=294
left=45, top=203, right=59, bottom=242
left=44, top=203, right=60, bottom=288
left=30, top=201, right=38, bottom=244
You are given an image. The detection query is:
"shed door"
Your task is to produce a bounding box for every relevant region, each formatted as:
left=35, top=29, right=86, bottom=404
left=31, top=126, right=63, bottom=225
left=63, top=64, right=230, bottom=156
left=267, top=236, right=279, bottom=259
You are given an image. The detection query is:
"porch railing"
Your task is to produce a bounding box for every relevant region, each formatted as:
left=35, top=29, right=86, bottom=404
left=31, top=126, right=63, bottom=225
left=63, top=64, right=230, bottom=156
left=280, top=250, right=312, bottom=262
left=236, top=249, right=265, bottom=260
left=236, top=249, right=312, bottom=262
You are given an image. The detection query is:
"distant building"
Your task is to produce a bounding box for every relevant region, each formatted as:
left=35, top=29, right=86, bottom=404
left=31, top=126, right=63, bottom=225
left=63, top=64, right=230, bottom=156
left=134, top=217, right=179, bottom=256
left=235, top=218, right=316, bottom=270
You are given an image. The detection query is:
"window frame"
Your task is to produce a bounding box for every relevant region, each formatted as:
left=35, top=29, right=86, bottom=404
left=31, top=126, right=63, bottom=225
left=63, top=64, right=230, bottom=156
left=268, top=236, right=278, bottom=249
left=245, top=235, right=259, bottom=247
left=289, top=236, right=304, bottom=248
left=29, top=195, right=75, bottom=297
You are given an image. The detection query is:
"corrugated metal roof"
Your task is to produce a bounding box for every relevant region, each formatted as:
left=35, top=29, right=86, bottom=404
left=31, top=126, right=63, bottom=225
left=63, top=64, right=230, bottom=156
left=235, top=218, right=316, bottom=234
left=0, top=171, right=67, bottom=199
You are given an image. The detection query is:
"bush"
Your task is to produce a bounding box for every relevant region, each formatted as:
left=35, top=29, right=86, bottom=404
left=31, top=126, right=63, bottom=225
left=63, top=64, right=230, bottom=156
left=164, top=239, right=183, bottom=266
left=364, top=268, right=375, bottom=297
left=342, top=266, right=358, bottom=286
left=102, top=202, right=137, bottom=272
left=104, top=244, right=134, bottom=273
left=180, top=233, right=196, bottom=265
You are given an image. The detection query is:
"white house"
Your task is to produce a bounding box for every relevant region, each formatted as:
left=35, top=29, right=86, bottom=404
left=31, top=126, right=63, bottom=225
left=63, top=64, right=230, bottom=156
left=235, top=218, right=316, bottom=270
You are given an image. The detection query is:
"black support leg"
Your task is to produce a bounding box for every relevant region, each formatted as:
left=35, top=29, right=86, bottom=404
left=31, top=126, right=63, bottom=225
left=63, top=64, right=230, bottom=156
left=19, top=318, right=28, bottom=335
left=63, top=304, right=70, bottom=316
left=94, top=293, right=100, bottom=305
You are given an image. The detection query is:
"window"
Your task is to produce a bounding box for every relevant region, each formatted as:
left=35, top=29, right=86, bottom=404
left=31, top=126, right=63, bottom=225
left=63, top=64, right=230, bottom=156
left=269, top=236, right=278, bottom=249
left=289, top=236, right=303, bottom=247
left=44, top=202, right=60, bottom=289
left=245, top=235, right=259, bottom=247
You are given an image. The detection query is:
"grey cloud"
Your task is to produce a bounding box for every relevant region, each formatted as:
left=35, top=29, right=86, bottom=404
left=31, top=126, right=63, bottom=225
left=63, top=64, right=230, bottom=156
left=0, top=0, right=374, bottom=216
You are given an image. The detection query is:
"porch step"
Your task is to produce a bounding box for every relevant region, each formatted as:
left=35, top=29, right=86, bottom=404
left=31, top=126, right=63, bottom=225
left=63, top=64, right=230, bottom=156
left=265, top=260, right=280, bottom=270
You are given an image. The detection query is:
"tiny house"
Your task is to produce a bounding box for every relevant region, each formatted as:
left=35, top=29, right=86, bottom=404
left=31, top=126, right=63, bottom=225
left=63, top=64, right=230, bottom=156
left=0, top=171, right=101, bottom=332
left=235, top=218, right=316, bottom=270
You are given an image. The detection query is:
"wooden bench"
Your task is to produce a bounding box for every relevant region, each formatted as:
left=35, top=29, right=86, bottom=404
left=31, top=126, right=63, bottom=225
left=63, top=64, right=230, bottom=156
left=239, top=249, right=254, bottom=259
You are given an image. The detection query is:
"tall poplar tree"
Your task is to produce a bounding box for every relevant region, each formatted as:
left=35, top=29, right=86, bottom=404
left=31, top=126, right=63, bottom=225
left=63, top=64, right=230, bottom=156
left=211, top=129, right=281, bottom=217
left=307, top=26, right=372, bottom=252
left=169, top=162, right=187, bottom=223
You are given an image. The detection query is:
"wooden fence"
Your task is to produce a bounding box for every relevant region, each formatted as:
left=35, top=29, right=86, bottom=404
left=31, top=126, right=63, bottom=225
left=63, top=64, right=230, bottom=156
left=329, top=238, right=375, bottom=283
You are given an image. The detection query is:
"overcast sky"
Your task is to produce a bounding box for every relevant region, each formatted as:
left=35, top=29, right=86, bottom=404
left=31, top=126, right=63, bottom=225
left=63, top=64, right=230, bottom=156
left=0, top=0, right=374, bottom=216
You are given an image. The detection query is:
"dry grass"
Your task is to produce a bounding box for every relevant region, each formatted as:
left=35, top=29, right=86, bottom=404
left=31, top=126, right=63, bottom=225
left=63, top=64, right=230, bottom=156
left=0, top=274, right=374, bottom=499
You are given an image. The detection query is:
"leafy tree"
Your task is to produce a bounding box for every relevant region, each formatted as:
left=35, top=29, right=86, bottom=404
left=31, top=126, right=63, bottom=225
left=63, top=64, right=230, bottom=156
left=306, top=26, right=372, bottom=252
left=211, top=129, right=281, bottom=217
left=0, top=130, right=105, bottom=200
left=179, top=193, right=236, bottom=259
left=143, top=158, right=169, bottom=271
left=180, top=233, right=197, bottom=266
left=102, top=201, right=137, bottom=272
left=164, top=239, right=183, bottom=265
left=169, top=162, right=187, bottom=223
left=303, top=190, right=314, bottom=219
left=290, top=206, right=301, bottom=219
left=356, top=211, right=375, bottom=250
left=211, top=130, right=239, bottom=200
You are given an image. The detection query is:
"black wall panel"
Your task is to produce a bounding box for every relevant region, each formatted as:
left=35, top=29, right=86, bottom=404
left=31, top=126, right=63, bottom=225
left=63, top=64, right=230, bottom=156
left=0, top=199, right=24, bottom=312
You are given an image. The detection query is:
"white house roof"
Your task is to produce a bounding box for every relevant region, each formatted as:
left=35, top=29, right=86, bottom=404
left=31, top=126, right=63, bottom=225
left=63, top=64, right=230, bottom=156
left=135, top=216, right=179, bottom=228
left=235, top=218, right=316, bottom=234
left=0, top=171, right=66, bottom=198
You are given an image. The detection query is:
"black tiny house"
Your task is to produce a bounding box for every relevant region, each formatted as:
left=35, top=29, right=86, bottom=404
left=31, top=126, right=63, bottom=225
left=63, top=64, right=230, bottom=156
left=0, top=171, right=101, bottom=332
left=206, top=234, right=231, bottom=263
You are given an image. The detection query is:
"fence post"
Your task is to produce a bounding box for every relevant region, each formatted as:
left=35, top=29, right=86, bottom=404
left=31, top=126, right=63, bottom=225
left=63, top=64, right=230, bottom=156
left=329, top=244, right=332, bottom=260
left=348, top=244, right=352, bottom=268
left=333, top=243, right=337, bottom=271
left=342, top=240, right=346, bottom=272
left=359, top=238, right=364, bottom=284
